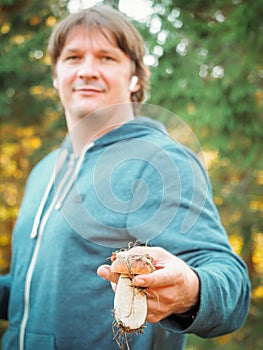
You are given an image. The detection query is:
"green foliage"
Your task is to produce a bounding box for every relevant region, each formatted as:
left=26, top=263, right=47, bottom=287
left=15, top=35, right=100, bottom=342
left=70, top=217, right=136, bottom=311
left=0, top=0, right=67, bottom=124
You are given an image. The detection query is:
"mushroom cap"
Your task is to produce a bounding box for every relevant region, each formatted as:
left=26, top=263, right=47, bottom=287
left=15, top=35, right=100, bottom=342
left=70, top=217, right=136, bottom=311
left=111, top=254, right=155, bottom=275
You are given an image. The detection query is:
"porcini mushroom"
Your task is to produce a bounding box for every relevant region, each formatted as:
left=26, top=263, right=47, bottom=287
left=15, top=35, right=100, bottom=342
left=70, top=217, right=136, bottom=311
left=111, top=253, right=155, bottom=333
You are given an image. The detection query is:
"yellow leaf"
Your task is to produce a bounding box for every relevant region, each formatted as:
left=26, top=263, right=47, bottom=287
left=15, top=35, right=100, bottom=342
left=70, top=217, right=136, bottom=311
left=229, top=234, right=243, bottom=255
left=252, top=285, right=263, bottom=299
left=11, top=35, right=25, bottom=45
left=46, top=16, right=57, bottom=27
left=1, top=22, right=11, bottom=35
left=0, top=234, right=9, bottom=246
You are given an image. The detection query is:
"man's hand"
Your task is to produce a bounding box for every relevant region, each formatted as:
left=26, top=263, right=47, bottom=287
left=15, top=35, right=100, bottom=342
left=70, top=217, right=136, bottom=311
left=97, top=246, right=200, bottom=323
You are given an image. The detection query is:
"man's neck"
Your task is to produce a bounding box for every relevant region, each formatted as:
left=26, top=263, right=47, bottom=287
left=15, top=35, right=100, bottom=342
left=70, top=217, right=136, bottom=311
left=66, top=105, right=135, bottom=155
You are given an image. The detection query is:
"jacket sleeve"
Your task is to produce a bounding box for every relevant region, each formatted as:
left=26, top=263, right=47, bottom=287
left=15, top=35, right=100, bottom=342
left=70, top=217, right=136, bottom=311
left=0, top=274, right=11, bottom=320
left=126, top=143, right=251, bottom=337
left=161, top=251, right=250, bottom=337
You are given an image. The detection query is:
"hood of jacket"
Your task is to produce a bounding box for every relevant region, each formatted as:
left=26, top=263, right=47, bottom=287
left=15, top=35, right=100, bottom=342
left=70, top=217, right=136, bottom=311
left=29, top=116, right=170, bottom=244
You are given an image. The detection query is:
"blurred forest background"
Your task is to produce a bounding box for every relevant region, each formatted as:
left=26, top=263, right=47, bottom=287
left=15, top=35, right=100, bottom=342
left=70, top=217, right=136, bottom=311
left=0, top=0, right=262, bottom=349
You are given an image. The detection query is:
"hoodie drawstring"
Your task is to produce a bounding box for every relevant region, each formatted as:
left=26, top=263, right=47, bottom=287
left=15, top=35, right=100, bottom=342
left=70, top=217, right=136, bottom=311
left=30, top=142, right=94, bottom=239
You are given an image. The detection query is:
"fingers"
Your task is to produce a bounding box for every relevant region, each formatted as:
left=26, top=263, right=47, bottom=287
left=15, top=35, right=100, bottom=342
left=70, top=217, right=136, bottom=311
left=97, top=264, right=120, bottom=284
left=144, top=287, right=175, bottom=323
left=133, top=268, right=177, bottom=288
left=113, top=246, right=180, bottom=288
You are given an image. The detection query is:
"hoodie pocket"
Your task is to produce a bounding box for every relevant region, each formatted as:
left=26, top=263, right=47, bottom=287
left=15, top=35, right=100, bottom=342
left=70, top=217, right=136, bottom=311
left=2, top=327, right=55, bottom=350
left=25, top=331, right=55, bottom=349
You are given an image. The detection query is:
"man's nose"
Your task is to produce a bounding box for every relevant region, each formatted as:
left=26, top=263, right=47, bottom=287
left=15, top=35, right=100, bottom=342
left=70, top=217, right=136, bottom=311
left=77, top=57, right=99, bottom=79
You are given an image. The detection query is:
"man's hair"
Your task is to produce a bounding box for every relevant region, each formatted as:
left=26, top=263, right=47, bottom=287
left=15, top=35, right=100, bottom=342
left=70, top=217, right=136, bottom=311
left=48, top=5, right=150, bottom=104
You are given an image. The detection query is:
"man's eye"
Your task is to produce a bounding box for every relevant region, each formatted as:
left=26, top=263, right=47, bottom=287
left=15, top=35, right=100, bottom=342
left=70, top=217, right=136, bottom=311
left=102, top=56, right=115, bottom=62
left=66, top=56, right=79, bottom=61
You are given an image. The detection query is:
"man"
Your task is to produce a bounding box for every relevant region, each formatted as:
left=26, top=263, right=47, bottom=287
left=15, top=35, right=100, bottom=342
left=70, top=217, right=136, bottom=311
left=0, top=5, right=250, bottom=350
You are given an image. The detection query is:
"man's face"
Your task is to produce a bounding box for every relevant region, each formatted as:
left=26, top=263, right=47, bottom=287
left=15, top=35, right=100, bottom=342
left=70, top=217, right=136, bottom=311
left=53, top=26, right=139, bottom=129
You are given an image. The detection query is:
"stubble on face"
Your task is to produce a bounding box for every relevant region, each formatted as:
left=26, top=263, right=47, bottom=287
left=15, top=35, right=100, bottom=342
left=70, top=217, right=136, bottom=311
left=54, top=26, right=136, bottom=131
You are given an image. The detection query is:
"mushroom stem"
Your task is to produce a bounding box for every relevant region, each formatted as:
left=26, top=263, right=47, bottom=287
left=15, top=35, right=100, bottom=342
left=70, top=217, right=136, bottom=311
left=114, top=273, right=147, bottom=332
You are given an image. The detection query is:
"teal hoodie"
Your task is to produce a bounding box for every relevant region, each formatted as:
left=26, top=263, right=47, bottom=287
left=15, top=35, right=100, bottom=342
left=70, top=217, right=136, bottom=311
left=0, top=117, right=250, bottom=349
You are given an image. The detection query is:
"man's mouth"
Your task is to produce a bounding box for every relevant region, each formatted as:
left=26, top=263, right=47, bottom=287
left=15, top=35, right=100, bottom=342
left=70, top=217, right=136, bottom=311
left=73, top=85, right=105, bottom=94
